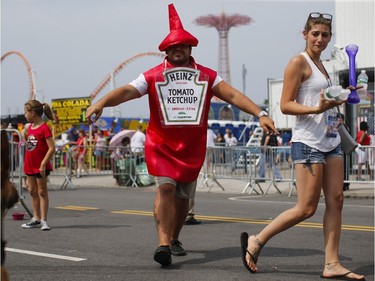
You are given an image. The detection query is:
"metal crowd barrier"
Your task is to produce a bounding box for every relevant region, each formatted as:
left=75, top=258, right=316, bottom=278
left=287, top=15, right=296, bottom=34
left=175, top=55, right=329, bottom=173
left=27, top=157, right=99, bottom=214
left=199, top=146, right=286, bottom=195
left=6, top=126, right=374, bottom=198
left=199, top=145, right=374, bottom=196
left=3, top=129, right=33, bottom=217
left=199, top=146, right=255, bottom=192
left=287, top=145, right=375, bottom=196
left=343, top=145, right=375, bottom=184
left=57, top=145, right=150, bottom=189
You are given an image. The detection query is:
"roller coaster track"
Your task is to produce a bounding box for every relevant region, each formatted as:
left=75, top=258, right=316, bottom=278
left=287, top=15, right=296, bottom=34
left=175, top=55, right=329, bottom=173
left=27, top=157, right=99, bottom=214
left=1, top=50, right=37, bottom=100
left=89, top=52, right=165, bottom=100
left=1, top=51, right=164, bottom=102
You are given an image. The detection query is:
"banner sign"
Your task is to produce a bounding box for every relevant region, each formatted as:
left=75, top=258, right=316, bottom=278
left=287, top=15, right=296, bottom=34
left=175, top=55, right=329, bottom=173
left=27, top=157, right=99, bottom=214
left=51, top=97, right=91, bottom=124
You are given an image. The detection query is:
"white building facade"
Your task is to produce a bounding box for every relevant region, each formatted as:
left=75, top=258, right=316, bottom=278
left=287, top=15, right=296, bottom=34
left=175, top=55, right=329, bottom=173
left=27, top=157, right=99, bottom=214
left=269, top=0, right=374, bottom=132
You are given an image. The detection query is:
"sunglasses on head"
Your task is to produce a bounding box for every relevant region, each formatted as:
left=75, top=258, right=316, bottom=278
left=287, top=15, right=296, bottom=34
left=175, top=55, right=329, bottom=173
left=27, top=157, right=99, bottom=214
left=308, top=12, right=332, bottom=22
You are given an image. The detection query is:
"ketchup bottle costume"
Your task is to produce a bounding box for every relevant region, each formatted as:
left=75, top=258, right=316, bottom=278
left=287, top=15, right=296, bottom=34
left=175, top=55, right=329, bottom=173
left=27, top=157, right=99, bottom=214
left=141, top=4, right=219, bottom=182
left=144, top=59, right=216, bottom=182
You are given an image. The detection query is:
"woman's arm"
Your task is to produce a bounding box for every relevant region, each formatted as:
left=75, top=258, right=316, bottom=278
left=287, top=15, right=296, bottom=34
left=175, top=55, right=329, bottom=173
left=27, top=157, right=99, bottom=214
left=40, top=136, right=55, bottom=173
left=280, top=55, right=343, bottom=116
left=358, top=131, right=367, bottom=145
left=264, top=135, right=270, bottom=146
left=82, top=137, right=88, bottom=154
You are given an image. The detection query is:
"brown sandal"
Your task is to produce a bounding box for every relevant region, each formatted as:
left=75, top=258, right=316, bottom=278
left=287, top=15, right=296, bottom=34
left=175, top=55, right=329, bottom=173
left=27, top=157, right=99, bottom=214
left=320, top=271, right=366, bottom=280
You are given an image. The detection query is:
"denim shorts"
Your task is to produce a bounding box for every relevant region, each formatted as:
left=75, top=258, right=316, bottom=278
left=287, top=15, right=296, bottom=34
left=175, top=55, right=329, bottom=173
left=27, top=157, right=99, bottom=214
left=291, top=142, right=343, bottom=165
left=95, top=150, right=105, bottom=156
left=154, top=176, right=197, bottom=199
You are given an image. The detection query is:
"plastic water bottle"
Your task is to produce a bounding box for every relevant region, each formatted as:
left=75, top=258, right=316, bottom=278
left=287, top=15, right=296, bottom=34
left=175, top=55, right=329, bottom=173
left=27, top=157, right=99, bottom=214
left=324, top=85, right=351, bottom=101
left=356, top=70, right=368, bottom=99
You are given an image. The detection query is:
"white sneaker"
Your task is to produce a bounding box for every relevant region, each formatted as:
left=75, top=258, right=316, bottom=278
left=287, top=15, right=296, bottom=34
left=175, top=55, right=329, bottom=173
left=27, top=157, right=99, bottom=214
left=40, top=220, right=51, bottom=231
left=21, top=217, right=41, bottom=229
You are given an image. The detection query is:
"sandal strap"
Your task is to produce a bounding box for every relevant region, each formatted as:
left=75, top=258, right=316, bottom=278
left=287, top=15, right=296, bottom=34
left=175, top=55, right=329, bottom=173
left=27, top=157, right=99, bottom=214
left=245, top=235, right=263, bottom=265
left=246, top=249, right=258, bottom=264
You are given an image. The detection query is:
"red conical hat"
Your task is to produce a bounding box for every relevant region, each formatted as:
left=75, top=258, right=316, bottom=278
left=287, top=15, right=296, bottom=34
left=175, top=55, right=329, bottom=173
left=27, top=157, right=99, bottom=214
left=158, top=4, right=199, bottom=52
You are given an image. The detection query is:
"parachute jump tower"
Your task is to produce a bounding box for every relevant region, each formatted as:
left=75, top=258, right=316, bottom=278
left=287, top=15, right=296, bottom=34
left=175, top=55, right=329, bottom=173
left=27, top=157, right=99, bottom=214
left=194, top=11, right=252, bottom=86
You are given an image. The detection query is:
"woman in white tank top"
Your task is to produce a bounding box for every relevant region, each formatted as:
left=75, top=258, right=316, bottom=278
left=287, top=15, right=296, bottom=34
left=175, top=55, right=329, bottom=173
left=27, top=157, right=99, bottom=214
left=240, top=13, right=365, bottom=280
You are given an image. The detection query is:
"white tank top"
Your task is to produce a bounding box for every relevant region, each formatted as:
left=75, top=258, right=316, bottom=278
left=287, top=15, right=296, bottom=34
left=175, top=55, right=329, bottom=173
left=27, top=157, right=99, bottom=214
left=291, top=52, right=340, bottom=152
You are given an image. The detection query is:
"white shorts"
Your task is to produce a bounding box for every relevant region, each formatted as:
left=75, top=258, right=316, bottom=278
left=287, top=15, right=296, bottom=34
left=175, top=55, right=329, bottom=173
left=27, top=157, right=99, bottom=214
left=356, top=147, right=368, bottom=163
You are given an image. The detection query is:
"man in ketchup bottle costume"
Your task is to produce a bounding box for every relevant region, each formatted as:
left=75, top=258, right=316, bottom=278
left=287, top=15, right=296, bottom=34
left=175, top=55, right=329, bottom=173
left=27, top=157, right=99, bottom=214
left=86, top=4, right=278, bottom=266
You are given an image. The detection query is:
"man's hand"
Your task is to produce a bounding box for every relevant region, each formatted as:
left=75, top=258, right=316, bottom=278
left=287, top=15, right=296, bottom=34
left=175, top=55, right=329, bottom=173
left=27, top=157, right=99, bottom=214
left=86, top=105, right=103, bottom=125
left=259, top=116, right=279, bottom=135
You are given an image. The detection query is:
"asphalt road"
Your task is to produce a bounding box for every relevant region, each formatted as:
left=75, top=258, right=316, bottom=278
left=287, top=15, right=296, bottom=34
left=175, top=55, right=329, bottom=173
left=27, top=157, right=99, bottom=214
left=3, top=186, right=374, bottom=281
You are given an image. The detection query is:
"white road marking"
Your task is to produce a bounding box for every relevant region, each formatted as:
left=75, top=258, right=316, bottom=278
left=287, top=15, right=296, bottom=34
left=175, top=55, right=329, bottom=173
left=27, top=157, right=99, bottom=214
left=5, top=247, right=86, bottom=262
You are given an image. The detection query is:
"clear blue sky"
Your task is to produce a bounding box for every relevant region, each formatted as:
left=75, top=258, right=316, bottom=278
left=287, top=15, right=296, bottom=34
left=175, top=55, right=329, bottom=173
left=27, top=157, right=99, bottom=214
left=1, top=0, right=335, bottom=119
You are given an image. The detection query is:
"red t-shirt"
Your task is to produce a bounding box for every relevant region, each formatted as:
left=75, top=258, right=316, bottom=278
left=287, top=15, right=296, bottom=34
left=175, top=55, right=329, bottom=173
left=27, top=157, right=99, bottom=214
left=24, top=123, right=53, bottom=174
left=356, top=130, right=371, bottom=145
left=76, top=136, right=86, bottom=154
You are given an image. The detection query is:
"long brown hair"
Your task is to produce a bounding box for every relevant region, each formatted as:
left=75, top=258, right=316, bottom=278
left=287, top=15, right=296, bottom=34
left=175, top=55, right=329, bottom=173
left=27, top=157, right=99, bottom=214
left=24, top=100, right=54, bottom=121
